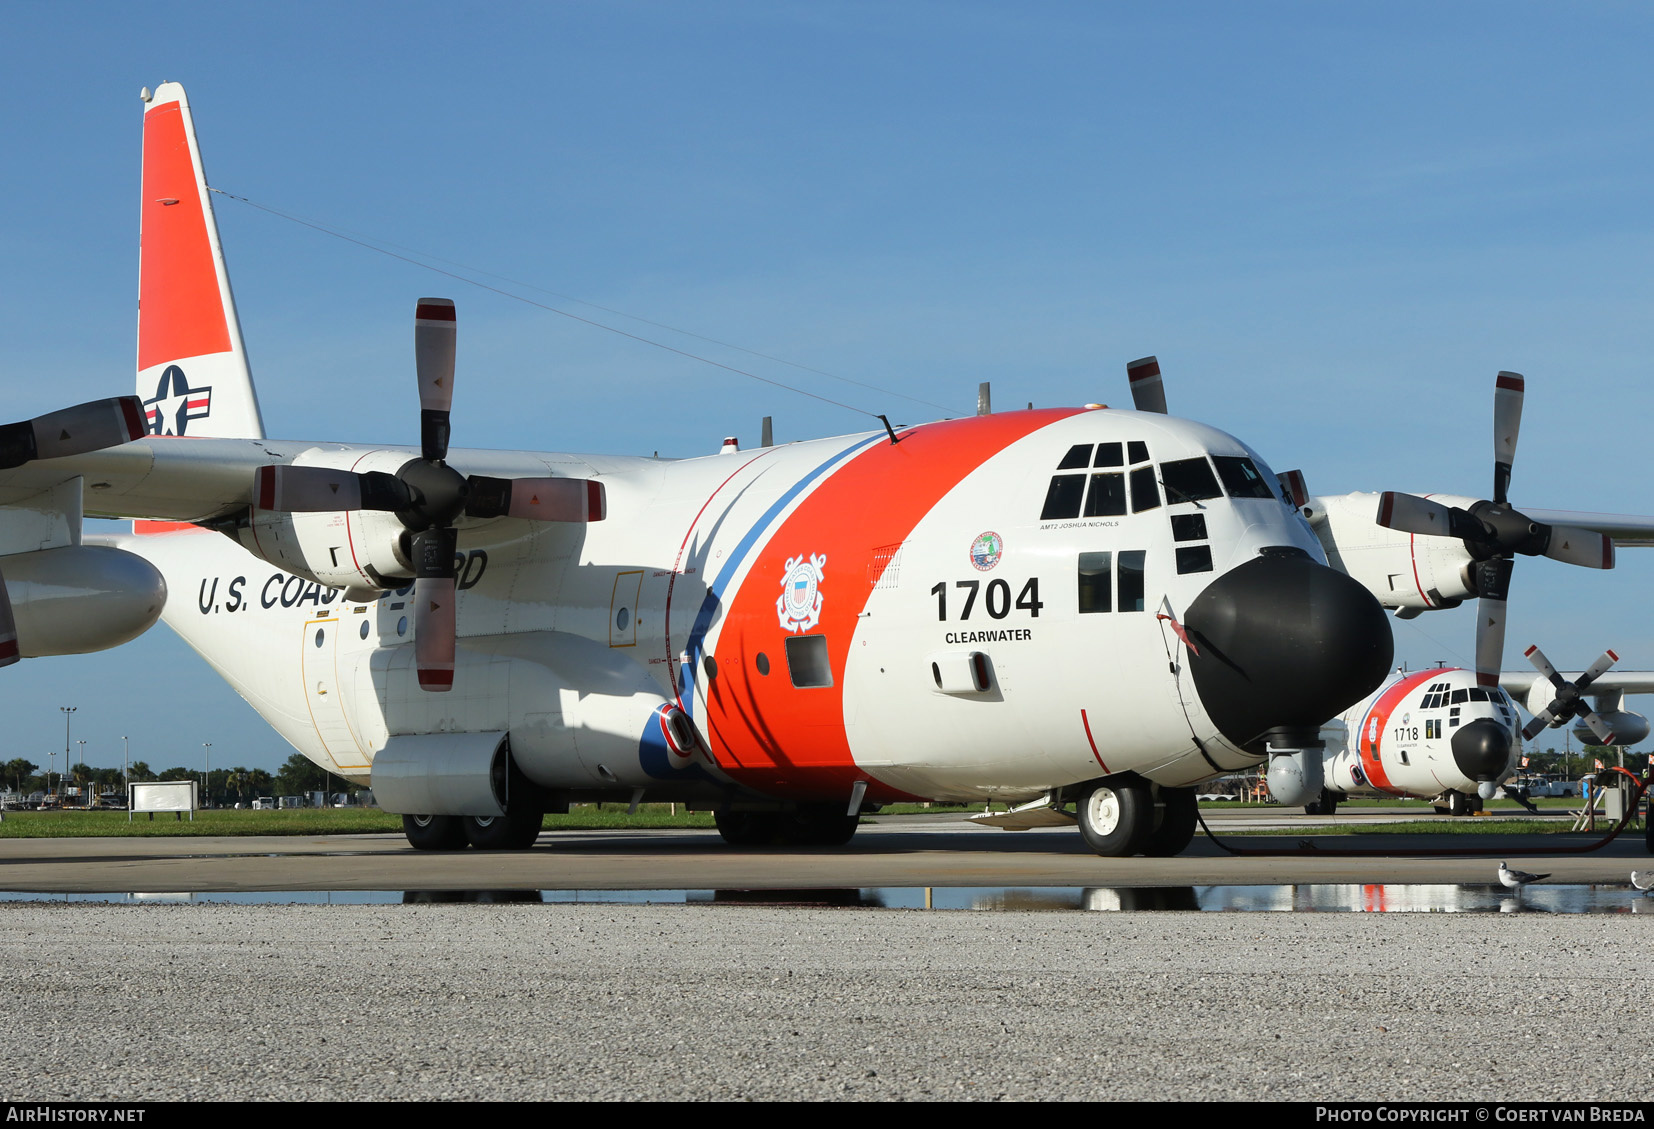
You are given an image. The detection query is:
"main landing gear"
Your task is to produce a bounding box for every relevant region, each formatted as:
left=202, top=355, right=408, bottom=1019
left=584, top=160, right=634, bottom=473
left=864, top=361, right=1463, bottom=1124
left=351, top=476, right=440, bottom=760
left=1074, top=776, right=1198, bottom=858
left=714, top=803, right=861, bottom=847
left=401, top=803, right=546, bottom=851
left=1303, top=789, right=1340, bottom=816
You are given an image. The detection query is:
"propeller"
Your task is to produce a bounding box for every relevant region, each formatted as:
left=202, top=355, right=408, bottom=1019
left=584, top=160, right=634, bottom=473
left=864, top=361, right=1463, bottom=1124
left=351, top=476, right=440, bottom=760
left=1126, top=356, right=1167, bottom=414
left=1374, top=372, right=1613, bottom=687
left=0, top=396, right=147, bottom=471
left=1520, top=645, right=1619, bottom=745
left=0, top=395, right=148, bottom=669
left=252, top=299, right=606, bottom=691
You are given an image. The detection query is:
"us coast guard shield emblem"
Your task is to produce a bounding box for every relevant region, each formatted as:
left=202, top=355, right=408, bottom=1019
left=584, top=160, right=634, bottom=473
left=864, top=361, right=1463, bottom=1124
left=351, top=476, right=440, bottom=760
left=777, top=553, right=827, bottom=633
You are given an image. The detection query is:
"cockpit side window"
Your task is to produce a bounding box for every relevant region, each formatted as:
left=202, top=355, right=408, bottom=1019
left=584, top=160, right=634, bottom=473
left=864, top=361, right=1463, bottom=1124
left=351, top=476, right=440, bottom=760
left=1213, top=455, right=1276, bottom=499
left=1118, top=550, right=1146, bottom=611
left=1159, top=457, right=1222, bottom=503
left=1078, top=552, right=1112, bottom=613
left=1128, top=441, right=1149, bottom=464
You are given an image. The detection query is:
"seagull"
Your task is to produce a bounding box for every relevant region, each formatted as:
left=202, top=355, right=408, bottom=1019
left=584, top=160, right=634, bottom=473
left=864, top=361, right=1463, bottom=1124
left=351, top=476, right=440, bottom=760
left=1631, top=871, right=1654, bottom=895
left=1499, top=862, right=1549, bottom=890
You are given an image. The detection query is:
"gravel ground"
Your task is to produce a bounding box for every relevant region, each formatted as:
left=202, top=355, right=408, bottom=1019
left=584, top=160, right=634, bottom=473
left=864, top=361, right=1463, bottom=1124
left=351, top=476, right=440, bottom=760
left=0, top=903, right=1647, bottom=1102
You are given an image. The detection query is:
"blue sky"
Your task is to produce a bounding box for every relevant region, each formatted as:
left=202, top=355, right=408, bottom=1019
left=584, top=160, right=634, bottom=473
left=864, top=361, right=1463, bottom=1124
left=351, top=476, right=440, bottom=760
left=4, top=2, right=1654, bottom=774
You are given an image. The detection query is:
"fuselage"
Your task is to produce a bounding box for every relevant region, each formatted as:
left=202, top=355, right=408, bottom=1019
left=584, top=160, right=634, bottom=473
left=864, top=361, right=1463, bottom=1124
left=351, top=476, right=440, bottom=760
left=117, top=407, right=1394, bottom=809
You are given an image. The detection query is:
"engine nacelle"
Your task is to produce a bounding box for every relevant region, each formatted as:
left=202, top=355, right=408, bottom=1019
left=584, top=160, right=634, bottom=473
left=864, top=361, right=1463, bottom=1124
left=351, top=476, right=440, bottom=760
left=1572, top=711, right=1650, bottom=748
left=1304, top=492, right=1478, bottom=611
left=2, top=545, right=165, bottom=656
left=235, top=449, right=415, bottom=590
left=370, top=731, right=509, bottom=817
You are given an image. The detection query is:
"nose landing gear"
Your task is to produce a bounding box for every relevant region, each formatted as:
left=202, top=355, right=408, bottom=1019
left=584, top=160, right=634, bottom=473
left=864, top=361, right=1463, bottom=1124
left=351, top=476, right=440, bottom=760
left=1074, top=777, right=1198, bottom=857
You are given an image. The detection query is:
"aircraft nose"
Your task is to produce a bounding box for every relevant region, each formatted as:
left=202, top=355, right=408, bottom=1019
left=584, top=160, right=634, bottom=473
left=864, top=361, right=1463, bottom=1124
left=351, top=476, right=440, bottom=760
left=1182, top=548, right=1393, bottom=754
left=1451, top=718, right=1512, bottom=782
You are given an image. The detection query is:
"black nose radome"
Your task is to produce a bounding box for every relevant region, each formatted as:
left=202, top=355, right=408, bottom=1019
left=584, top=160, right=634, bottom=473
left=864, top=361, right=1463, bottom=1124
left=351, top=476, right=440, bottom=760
left=1451, top=718, right=1513, bottom=782
left=1184, top=550, right=1393, bottom=754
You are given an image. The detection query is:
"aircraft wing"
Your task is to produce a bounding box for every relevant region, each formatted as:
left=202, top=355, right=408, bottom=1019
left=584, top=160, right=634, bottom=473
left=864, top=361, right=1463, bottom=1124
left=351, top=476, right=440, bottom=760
left=1499, top=671, right=1654, bottom=699
left=1522, top=508, right=1654, bottom=547
left=0, top=439, right=605, bottom=524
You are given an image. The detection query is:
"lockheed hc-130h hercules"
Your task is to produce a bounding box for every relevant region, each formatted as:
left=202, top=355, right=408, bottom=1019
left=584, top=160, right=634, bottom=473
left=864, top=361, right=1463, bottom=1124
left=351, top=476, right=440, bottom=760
left=2, top=83, right=1650, bottom=857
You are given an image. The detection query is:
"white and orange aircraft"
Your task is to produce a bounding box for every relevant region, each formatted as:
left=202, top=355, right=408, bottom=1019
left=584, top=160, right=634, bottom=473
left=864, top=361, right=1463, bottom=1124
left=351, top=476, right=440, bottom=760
left=1300, top=651, right=1654, bottom=817
left=0, top=84, right=1648, bottom=857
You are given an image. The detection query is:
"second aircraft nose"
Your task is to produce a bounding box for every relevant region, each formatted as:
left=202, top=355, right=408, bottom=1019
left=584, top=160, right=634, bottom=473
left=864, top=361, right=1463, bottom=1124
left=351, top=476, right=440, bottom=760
left=1182, top=548, right=1394, bottom=754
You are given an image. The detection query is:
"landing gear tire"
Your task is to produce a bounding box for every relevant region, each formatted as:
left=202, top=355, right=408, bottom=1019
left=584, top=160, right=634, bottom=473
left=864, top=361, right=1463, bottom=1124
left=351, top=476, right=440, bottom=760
left=789, top=805, right=860, bottom=847
left=1447, top=790, right=1471, bottom=817
left=463, top=807, right=544, bottom=850
left=1140, top=786, right=1198, bottom=857
left=1304, top=789, right=1340, bottom=817
left=402, top=814, right=468, bottom=851
left=715, top=808, right=782, bottom=847
left=1076, top=778, right=1151, bottom=857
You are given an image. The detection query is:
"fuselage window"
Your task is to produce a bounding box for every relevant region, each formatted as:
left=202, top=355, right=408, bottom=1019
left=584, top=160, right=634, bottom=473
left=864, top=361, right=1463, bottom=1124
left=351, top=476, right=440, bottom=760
left=1041, top=474, right=1087, bottom=520
left=1078, top=552, right=1112, bottom=614
left=1129, top=466, right=1161, bottom=513
left=1160, top=457, right=1222, bottom=503
left=1128, top=440, right=1149, bottom=464
left=1084, top=473, right=1127, bottom=517
left=785, top=634, right=834, bottom=688
left=1058, top=444, right=1094, bottom=470
left=1213, top=455, right=1276, bottom=499
left=1170, top=514, right=1207, bottom=542
left=1094, top=442, right=1124, bottom=468
left=1118, top=550, right=1146, bottom=612
left=1176, top=545, right=1213, bottom=574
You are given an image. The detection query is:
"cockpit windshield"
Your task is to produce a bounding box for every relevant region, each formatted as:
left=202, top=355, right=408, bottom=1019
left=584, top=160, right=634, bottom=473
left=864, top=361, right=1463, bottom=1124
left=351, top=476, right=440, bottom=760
left=1159, top=457, right=1222, bottom=504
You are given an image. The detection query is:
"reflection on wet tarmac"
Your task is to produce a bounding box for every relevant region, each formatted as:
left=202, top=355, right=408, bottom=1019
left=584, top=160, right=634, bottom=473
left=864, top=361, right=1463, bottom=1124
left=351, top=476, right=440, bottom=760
left=6, top=884, right=1654, bottom=912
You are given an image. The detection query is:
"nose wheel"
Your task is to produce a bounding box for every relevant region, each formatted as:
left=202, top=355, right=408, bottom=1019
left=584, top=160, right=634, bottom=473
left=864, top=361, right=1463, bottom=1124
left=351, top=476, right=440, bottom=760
left=1076, top=779, right=1199, bottom=857
left=1076, top=779, right=1151, bottom=856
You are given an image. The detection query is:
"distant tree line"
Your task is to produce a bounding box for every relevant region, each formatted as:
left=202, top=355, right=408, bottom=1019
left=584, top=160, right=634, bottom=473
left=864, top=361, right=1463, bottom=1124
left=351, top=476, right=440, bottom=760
left=1, top=752, right=359, bottom=805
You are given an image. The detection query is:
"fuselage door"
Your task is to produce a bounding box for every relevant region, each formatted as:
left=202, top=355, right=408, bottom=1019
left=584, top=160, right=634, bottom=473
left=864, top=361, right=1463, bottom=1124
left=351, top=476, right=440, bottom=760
left=302, top=616, right=369, bottom=773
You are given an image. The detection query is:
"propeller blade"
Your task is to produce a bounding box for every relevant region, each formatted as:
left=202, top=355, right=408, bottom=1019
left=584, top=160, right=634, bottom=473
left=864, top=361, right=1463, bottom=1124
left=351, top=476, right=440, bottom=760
left=1577, top=706, right=1618, bottom=746
left=0, top=568, right=18, bottom=669
left=253, top=466, right=407, bottom=513
left=256, top=465, right=362, bottom=511
left=415, top=298, right=456, bottom=462
left=464, top=477, right=607, bottom=522
left=1126, top=356, right=1167, bottom=414
left=1493, top=371, right=1523, bottom=505
left=1277, top=469, right=1308, bottom=509
left=1575, top=649, right=1619, bottom=692
left=1520, top=714, right=1554, bottom=741
left=1376, top=491, right=1454, bottom=536
left=0, top=396, right=147, bottom=470
left=1474, top=558, right=1513, bottom=687
left=1541, top=525, right=1614, bottom=570
left=411, top=527, right=458, bottom=692
left=1523, top=643, right=1567, bottom=691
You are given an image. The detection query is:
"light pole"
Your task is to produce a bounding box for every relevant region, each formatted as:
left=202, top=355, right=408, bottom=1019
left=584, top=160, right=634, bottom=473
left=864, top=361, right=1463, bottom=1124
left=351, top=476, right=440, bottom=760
left=76, top=740, right=86, bottom=807
left=202, top=742, right=212, bottom=808
left=58, top=707, right=75, bottom=804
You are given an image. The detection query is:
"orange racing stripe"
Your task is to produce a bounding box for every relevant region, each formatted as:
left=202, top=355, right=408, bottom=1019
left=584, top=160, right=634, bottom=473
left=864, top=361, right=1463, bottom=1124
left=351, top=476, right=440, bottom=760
left=1354, top=668, right=1438, bottom=794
